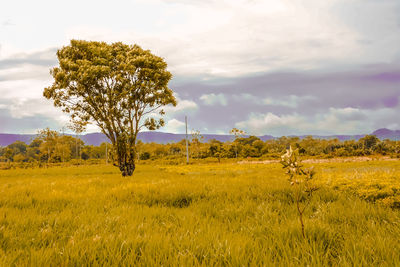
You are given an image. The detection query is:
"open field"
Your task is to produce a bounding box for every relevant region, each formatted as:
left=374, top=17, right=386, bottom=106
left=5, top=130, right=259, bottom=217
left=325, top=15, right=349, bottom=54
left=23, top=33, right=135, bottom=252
left=1, top=160, right=400, bottom=266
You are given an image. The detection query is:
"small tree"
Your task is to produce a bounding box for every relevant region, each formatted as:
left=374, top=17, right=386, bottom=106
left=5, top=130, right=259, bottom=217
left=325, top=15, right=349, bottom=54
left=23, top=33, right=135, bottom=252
left=359, top=135, right=379, bottom=155
left=191, top=129, right=204, bottom=158
left=281, top=146, right=318, bottom=238
left=67, top=122, right=85, bottom=162
left=44, top=40, right=176, bottom=176
left=230, top=128, right=246, bottom=158
left=209, top=139, right=223, bottom=162
left=37, top=128, right=59, bottom=164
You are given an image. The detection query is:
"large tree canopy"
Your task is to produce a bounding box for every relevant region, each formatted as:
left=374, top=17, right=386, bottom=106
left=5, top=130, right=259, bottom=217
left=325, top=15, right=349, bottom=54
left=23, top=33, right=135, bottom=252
left=44, top=40, right=176, bottom=176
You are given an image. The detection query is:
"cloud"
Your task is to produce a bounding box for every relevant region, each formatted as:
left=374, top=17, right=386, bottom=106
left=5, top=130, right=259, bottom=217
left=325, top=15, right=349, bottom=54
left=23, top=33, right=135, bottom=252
left=235, top=106, right=400, bottom=136
left=0, top=107, right=66, bottom=134
left=2, top=0, right=400, bottom=78
left=263, top=95, right=316, bottom=108
left=327, top=107, right=367, bottom=121
left=2, top=19, right=14, bottom=27
left=146, top=0, right=214, bottom=6
left=0, top=65, right=52, bottom=82
left=0, top=48, right=57, bottom=69
left=231, top=93, right=316, bottom=108
left=0, top=0, right=399, bottom=135
left=164, top=93, right=198, bottom=114
left=236, top=112, right=304, bottom=136
left=200, top=93, right=227, bottom=106
left=163, top=118, right=186, bottom=133
left=58, top=0, right=397, bottom=77
left=232, top=93, right=260, bottom=103
left=0, top=79, right=51, bottom=100
left=0, top=48, right=56, bottom=82
left=1, top=60, right=396, bottom=135
left=4, top=98, right=66, bottom=120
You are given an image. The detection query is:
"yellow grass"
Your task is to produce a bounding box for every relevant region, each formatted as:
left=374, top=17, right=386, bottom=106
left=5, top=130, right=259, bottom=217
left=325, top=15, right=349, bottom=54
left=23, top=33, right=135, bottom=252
left=0, top=160, right=400, bottom=266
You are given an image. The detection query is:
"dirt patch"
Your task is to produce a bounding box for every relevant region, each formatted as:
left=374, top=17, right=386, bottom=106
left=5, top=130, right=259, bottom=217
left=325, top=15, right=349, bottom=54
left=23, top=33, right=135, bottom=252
left=238, top=156, right=399, bottom=164
left=237, top=159, right=279, bottom=164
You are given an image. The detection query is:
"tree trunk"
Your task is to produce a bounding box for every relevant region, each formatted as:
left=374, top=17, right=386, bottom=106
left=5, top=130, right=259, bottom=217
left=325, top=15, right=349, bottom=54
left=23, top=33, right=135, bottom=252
left=115, top=136, right=136, bottom=177
left=119, top=159, right=135, bottom=176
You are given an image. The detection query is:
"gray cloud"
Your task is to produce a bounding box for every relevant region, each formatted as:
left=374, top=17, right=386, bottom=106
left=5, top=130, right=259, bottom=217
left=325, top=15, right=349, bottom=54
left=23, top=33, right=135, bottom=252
left=1, top=19, right=14, bottom=27
left=0, top=0, right=399, bottom=135
left=235, top=106, right=400, bottom=136
left=1, top=48, right=398, bottom=135
left=0, top=107, right=63, bottom=134
left=169, top=63, right=400, bottom=134
left=0, top=48, right=57, bottom=81
left=0, top=48, right=57, bottom=70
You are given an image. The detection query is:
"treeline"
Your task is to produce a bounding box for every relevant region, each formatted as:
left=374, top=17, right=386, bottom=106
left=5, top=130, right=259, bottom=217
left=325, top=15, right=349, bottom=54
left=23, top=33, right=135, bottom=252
left=0, top=129, right=108, bottom=164
left=1, top=129, right=399, bottom=165
left=137, top=134, right=400, bottom=161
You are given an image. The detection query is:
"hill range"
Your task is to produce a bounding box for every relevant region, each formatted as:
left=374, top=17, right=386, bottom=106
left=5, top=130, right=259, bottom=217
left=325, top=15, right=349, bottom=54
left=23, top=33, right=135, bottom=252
left=0, top=128, right=399, bottom=147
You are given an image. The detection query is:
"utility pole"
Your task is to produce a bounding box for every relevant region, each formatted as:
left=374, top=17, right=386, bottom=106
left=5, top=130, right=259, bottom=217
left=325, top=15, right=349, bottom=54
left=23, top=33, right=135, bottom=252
left=185, top=116, right=189, bottom=164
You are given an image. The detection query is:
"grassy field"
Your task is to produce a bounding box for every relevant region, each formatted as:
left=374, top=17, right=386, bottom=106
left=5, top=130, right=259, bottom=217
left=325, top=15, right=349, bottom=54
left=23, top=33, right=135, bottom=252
left=1, top=160, right=400, bottom=266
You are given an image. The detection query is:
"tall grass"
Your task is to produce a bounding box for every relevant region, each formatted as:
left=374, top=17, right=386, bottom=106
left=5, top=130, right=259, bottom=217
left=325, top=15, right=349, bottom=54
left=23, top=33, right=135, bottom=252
left=0, top=161, right=399, bottom=266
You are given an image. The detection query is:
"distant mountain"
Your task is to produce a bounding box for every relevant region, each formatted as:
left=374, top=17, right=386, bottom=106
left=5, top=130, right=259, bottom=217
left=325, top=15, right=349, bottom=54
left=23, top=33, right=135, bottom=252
left=0, top=134, right=34, bottom=146
left=0, top=128, right=399, bottom=146
left=0, top=132, right=273, bottom=146
left=82, top=132, right=275, bottom=146
left=372, top=128, right=400, bottom=140
left=295, top=134, right=366, bottom=141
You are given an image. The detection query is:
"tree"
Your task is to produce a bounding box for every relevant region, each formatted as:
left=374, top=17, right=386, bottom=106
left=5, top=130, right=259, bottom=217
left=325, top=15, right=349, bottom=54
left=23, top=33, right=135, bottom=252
left=359, top=135, right=379, bottom=154
left=67, top=123, right=85, bottom=161
left=191, top=129, right=204, bottom=158
left=44, top=40, right=176, bottom=176
left=208, top=139, right=223, bottom=162
left=253, top=140, right=265, bottom=156
left=3, top=147, right=14, bottom=162
left=230, top=128, right=246, bottom=158
left=7, top=141, right=27, bottom=155
left=36, top=128, right=59, bottom=163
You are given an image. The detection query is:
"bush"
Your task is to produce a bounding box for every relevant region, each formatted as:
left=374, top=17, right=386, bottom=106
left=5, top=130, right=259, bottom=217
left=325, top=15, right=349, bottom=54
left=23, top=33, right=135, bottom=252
left=139, top=152, right=151, bottom=160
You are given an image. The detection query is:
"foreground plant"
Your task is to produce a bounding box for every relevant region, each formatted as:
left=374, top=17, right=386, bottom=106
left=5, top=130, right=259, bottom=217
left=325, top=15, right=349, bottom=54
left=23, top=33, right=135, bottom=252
left=281, top=146, right=318, bottom=238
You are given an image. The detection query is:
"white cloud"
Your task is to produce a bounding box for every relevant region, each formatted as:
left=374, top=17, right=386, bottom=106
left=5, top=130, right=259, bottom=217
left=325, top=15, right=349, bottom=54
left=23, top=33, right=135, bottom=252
left=84, top=124, right=101, bottom=134
left=231, top=94, right=316, bottom=108
left=0, top=79, right=51, bottom=100
left=164, top=93, right=198, bottom=114
left=200, top=93, right=227, bottom=106
left=163, top=118, right=186, bottom=133
left=7, top=98, right=55, bottom=119
left=2, top=0, right=399, bottom=78
left=232, top=93, right=260, bottom=103
left=326, top=107, right=366, bottom=121
left=263, top=95, right=316, bottom=108
left=236, top=112, right=304, bottom=136
left=51, top=0, right=370, bottom=77
left=235, top=106, right=400, bottom=136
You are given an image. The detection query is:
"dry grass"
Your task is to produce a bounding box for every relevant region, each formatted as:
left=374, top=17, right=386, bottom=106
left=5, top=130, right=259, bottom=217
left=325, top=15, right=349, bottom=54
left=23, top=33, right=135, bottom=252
left=0, top=160, right=399, bottom=265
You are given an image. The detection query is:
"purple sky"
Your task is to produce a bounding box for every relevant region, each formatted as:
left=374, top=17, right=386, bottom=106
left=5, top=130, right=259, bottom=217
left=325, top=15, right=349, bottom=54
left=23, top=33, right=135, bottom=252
left=0, top=0, right=399, bottom=136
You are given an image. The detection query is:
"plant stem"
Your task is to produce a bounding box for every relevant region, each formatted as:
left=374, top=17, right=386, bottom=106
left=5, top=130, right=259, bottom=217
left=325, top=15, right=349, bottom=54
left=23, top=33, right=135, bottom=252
left=296, top=190, right=305, bottom=238
left=297, top=202, right=305, bottom=238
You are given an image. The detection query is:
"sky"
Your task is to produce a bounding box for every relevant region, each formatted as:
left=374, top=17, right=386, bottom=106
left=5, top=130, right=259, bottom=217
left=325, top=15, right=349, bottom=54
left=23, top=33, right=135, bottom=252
left=0, top=0, right=399, bottom=136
